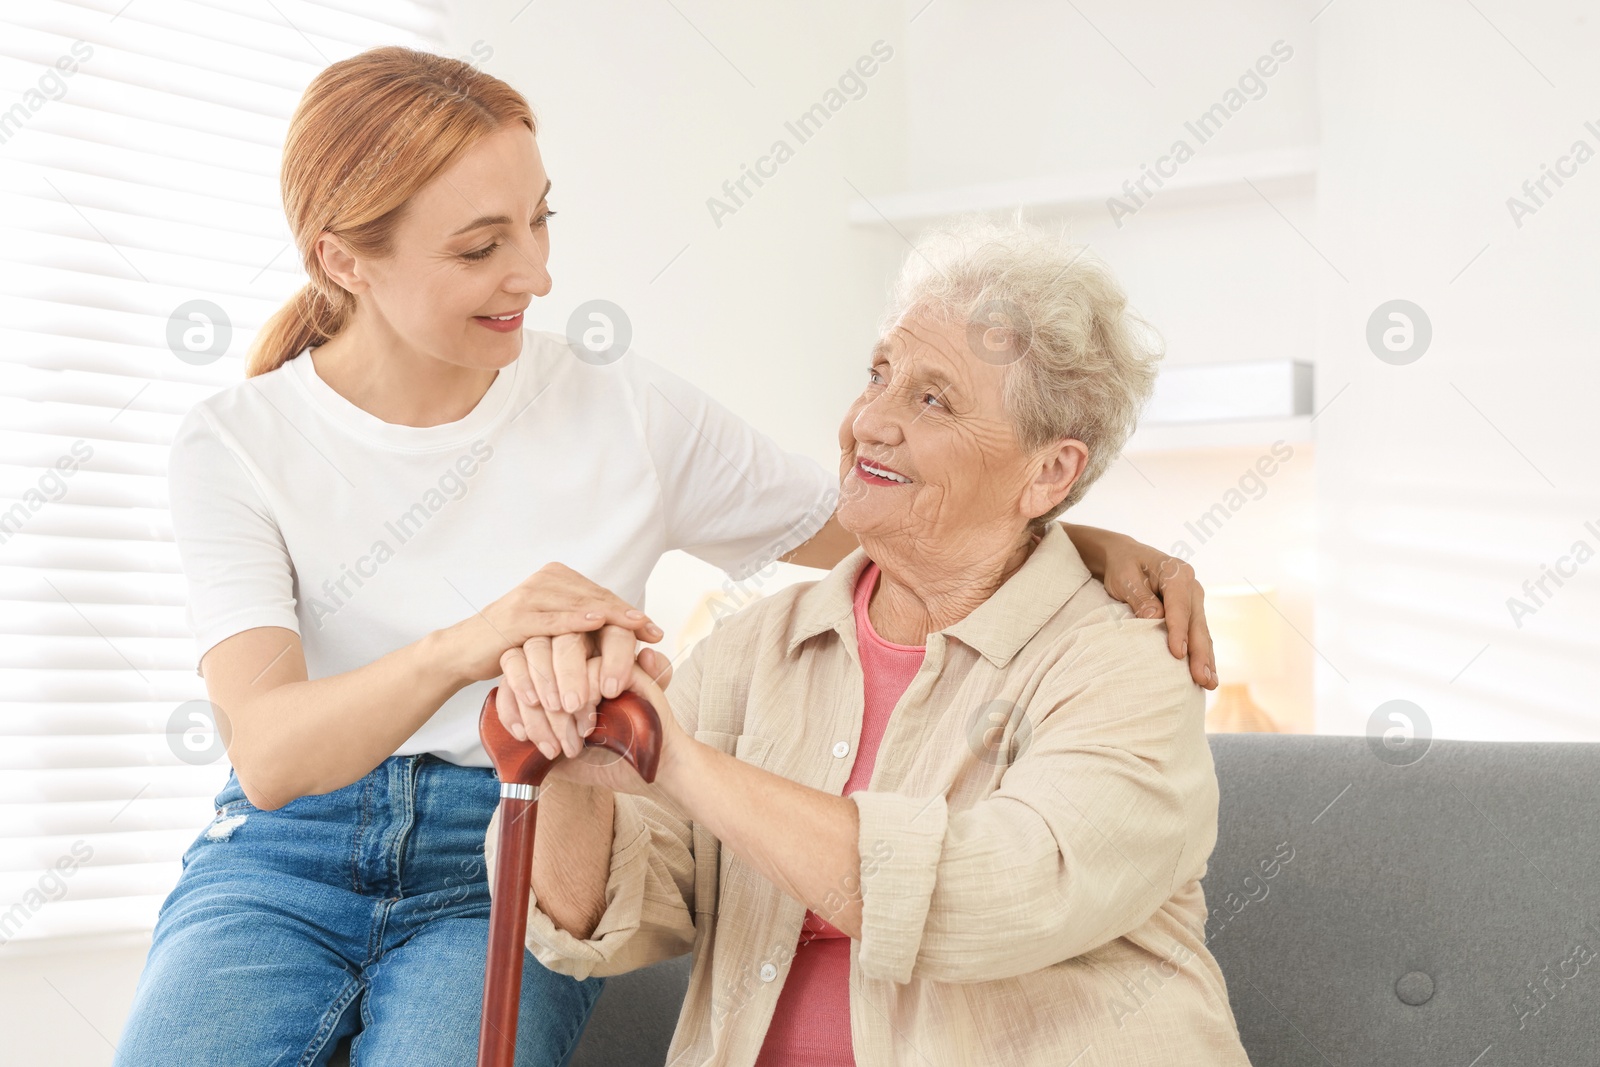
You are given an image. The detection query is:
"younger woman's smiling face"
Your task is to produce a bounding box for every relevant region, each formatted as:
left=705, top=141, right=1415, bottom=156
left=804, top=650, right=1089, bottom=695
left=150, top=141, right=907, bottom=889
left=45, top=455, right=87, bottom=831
left=318, top=122, right=556, bottom=372
left=835, top=310, right=1087, bottom=554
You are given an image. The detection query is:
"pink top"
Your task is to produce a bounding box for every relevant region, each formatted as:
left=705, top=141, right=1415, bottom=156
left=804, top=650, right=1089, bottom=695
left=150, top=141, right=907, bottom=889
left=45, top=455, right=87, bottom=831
left=755, top=561, right=925, bottom=1066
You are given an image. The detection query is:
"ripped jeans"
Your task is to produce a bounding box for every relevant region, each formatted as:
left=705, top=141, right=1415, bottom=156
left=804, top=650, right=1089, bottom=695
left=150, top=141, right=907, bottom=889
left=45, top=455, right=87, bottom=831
left=112, top=752, right=603, bottom=1067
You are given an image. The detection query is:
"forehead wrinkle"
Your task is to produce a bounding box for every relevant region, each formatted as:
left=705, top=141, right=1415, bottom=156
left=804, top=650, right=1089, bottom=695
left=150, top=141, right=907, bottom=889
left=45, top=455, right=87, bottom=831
left=881, top=319, right=976, bottom=397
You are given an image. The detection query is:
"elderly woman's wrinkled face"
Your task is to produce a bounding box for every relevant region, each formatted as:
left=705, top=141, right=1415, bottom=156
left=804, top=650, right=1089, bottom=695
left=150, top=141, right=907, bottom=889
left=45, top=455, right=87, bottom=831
left=835, top=311, right=1077, bottom=551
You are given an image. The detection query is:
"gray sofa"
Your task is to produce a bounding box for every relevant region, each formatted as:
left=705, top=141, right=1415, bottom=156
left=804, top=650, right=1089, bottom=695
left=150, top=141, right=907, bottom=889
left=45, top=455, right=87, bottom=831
left=333, top=734, right=1600, bottom=1064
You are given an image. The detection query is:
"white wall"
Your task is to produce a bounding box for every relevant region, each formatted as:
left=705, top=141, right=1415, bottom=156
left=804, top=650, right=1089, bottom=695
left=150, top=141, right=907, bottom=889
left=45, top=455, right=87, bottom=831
left=444, top=0, right=915, bottom=644
left=1310, top=0, right=1600, bottom=740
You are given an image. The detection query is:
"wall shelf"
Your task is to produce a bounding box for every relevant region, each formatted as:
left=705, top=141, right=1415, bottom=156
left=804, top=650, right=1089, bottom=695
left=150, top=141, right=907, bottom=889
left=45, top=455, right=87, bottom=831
left=1122, top=414, right=1313, bottom=455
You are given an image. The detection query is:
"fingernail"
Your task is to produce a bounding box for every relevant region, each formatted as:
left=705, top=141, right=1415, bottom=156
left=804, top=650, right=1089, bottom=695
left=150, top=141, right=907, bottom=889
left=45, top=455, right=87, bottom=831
left=586, top=612, right=603, bottom=620
left=510, top=724, right=526, bottom=741
left=627, top=609, right=645, bottom=619
left=563, top=691, right=581, bottom=713
left=1178, top=640, right=1187, bottom=657
left=582, top=721, right=595, bottom=737
left=602, top=677, right=620, bottom=698
left=524, top=689, right=539, bottom=707
left=539, top=742, right=558, bottom=760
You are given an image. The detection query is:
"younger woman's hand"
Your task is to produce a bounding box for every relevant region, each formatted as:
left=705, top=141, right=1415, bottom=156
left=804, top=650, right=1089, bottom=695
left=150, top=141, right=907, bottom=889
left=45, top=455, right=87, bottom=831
left=1100, top=541, right=1217, bottom=689
left=445, top=561, right=663, bottom=707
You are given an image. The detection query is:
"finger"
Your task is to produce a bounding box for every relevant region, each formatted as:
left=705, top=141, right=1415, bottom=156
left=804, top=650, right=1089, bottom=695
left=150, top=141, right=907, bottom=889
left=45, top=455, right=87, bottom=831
left=523, top=636, right=560, bottom=717
left=567, top=581, right=664, bottom=641
left=495, top=681, right=528, bottom=742
left=1155, top=564, right=1194, bottom=660
left=526, top=609, right=665, bottom=642
left=596, top=624, right=636, bottom=700
left=584, top=608, right=665, bottom=643
left=626, top=660, right=668, bottom=705
left=499, top=647, right=539, bottom=712
left=520, top=695, right=562, bottom=760
left=552, top=632, right=590, bottom=715
left=579, top=658, right=604, bottom=737
left=636, top=646, right=674, bottom=691
left=495, top=674, right=561, bottom=759
left=1187, top=585, right=1218, bottom=690
left=1112, top=567, right=1164, bottom=621
left=542, top=702, right=582, bottom=759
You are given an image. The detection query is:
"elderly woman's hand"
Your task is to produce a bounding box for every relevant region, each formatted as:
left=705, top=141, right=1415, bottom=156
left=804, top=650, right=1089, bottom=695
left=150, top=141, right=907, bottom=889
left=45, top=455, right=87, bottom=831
left=502, top=647, right=689, bottom=795
left=1063, top=524, right=1217, bottom=689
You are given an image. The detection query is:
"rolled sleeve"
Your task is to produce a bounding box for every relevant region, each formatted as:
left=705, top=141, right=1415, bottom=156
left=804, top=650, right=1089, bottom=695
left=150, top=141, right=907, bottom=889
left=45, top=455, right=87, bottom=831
left=484, top=790, right=697, bottom=980
left=849, top=789, right=949, bottom=985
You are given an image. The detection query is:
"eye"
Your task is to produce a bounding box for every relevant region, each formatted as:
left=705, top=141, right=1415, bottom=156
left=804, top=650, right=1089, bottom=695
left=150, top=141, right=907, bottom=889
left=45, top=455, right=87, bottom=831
left=867, top=366, right=885, bottom=385
left=461, top=209, right=557, bottom=263
left=922, top=390, right=946, bottom=409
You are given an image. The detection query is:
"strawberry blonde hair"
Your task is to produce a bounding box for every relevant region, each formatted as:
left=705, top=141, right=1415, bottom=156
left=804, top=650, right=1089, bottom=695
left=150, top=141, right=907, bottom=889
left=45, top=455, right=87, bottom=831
left=247, top=46, right=536, bottom=378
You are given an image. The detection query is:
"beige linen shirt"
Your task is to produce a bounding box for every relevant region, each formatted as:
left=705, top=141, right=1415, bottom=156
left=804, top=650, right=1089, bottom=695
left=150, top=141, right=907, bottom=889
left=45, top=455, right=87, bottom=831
left=484, top=523, right=1252, bottom=1066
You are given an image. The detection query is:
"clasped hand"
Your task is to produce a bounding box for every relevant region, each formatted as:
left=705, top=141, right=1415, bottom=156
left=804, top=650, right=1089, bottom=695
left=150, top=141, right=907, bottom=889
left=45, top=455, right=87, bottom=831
left=495, top=633, right=686, bottom=796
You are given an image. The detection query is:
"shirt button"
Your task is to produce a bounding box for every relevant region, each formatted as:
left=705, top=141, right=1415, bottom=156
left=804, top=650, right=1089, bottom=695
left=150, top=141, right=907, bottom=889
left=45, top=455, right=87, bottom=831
left=832, top=740, right=850, bottom=758
left=759, top=962, right=778, bottom=982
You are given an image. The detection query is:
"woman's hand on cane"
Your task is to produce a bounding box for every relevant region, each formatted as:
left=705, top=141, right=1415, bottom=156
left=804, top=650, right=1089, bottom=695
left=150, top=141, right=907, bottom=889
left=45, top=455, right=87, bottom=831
left=441, top=560, right=662, bottom=707
left=496, top=648, right=683, bottom=795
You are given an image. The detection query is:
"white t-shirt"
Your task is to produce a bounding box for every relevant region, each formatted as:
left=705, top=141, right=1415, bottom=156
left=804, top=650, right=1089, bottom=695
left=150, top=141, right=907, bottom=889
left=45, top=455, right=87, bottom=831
left=165, top=328, right=837, bottom=767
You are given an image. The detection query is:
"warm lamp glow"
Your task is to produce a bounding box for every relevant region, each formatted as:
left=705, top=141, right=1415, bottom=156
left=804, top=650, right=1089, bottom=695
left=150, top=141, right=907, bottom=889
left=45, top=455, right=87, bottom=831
left=1205, top=585, right=1285, bottom=733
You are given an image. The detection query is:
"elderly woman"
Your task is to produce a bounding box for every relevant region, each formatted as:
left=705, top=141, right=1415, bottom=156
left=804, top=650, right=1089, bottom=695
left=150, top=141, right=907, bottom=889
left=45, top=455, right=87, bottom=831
left=485, top=220, right=1253, bottom=1066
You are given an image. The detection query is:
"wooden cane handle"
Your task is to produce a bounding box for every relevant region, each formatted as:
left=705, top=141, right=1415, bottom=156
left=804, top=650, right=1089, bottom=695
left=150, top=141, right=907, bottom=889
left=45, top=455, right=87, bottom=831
left=476, top=685, right=663, bottom=1067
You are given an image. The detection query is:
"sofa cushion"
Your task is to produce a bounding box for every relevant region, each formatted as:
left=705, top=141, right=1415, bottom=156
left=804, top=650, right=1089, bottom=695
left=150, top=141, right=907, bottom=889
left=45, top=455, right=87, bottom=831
left=1204, top=733, right=1600, bottom=1065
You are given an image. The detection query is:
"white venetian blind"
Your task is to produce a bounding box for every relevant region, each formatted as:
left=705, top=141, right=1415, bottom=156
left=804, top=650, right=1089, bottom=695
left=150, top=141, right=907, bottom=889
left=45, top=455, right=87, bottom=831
left=0, top=0, right=448, bottom=946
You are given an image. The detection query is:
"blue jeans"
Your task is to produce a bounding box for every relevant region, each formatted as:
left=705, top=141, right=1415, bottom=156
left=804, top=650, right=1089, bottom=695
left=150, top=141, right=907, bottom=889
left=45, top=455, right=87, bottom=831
left=113, top=753, right=603, bottom=1066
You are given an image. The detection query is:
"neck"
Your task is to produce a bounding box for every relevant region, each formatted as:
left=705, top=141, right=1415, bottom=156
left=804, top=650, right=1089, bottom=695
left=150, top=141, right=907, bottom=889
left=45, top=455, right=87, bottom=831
left=308, top=319, right=499, bottom=428
left=861, top=523, right=1039, bottom=645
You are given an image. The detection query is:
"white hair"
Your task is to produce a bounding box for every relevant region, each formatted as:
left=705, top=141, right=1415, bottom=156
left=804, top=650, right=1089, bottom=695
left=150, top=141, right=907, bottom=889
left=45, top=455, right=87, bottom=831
left=877, top=216, right=1164, bottom=524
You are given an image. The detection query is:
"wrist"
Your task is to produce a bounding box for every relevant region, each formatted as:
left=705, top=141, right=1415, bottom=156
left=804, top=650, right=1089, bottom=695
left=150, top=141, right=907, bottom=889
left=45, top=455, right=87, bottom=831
left=1061, top=521, right=1116, bottom=575
left=420, top=624, right=474, bottom=691
left=654, top=732, right=706, bottom=803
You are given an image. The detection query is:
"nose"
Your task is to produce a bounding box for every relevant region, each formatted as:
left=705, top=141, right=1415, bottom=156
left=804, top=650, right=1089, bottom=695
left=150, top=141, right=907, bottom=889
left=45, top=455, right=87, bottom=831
left=851, top=388, right=905, bottom=448
left=502, top=231, right=553, bottom=298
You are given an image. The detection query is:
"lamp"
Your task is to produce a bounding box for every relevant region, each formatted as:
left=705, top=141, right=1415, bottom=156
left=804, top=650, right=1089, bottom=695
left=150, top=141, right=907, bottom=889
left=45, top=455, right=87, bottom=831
left=1204, top=584, right=1284, bottom=733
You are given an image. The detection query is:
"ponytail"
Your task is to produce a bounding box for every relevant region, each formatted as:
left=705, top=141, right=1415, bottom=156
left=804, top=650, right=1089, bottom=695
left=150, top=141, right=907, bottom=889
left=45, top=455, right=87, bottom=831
left=245, top=281, right=353, bottom=378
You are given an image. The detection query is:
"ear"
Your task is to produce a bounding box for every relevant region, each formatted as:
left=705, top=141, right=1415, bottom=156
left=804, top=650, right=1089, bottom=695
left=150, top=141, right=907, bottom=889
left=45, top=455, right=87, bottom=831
left=1022, top=437, right=1089, bottom=521
left=313, top=231, right=368, bottom=296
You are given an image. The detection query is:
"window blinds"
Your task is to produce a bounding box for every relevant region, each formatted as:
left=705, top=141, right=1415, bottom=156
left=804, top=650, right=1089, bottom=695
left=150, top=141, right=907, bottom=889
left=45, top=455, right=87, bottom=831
left=0, top=0, right=447, bottom=946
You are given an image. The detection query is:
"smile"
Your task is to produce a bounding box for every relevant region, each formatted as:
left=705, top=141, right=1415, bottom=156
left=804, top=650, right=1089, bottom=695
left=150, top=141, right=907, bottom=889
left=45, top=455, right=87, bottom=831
left=855, top=459, right=911, bottom=485
left=473, top=310, right=524, bottom=332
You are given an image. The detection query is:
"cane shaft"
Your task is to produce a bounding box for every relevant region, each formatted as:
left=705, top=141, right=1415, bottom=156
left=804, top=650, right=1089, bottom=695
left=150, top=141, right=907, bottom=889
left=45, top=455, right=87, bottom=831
left=475, top=685, right=662, bottom=1067
left=479, top=793, right=537, bottom=1067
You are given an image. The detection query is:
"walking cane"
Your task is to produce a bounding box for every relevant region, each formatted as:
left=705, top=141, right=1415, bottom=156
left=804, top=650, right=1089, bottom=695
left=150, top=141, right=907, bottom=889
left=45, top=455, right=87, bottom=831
left=476, top=686, right=663, bottom=1067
